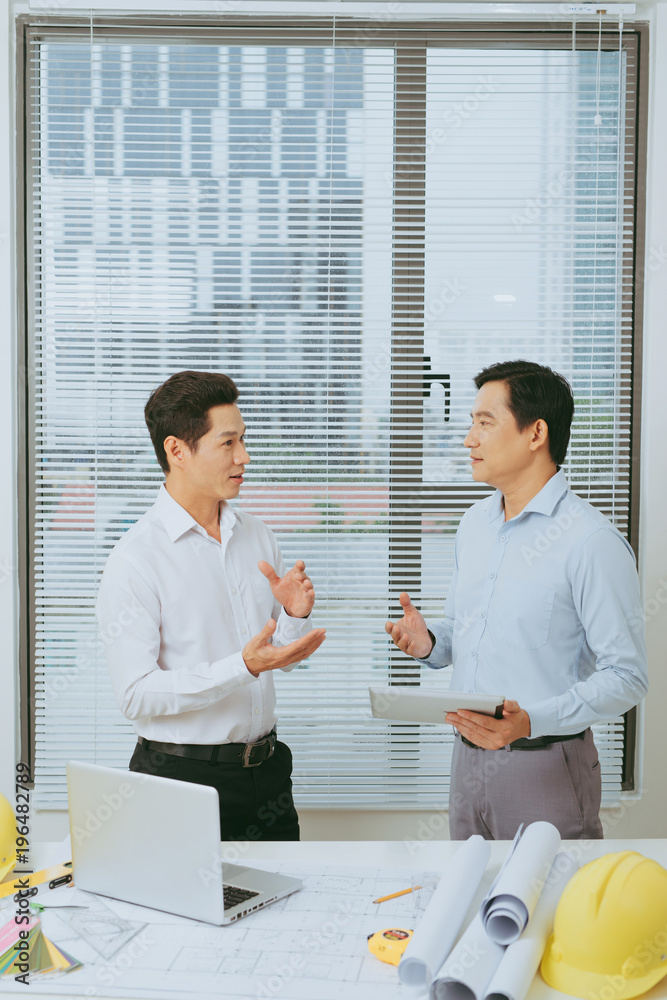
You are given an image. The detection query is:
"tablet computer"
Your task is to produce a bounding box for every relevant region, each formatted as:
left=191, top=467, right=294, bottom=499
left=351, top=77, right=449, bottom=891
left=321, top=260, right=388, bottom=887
left=369, top=686, right=505, bottom=724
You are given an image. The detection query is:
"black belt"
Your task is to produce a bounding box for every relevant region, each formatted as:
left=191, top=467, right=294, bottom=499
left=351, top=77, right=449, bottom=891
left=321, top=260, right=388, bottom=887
left=460, top=729, right=588, bottom=751
left=137, top=729, right=277, bottom=768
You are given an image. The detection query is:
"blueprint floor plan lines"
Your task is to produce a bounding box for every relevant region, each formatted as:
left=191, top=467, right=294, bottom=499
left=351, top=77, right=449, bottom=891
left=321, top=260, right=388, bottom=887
left=0, top=861, right=441, bottom=999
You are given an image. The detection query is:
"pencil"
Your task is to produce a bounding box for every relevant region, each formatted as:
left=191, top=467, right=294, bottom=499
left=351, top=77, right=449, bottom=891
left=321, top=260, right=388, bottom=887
left=373, top=886, right=422, bottom=904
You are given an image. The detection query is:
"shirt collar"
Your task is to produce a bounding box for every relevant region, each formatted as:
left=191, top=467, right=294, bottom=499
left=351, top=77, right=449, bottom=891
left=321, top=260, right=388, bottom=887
left=486, top=468, right=568, bottom=522
left=154, top=484, right=238, bottom=542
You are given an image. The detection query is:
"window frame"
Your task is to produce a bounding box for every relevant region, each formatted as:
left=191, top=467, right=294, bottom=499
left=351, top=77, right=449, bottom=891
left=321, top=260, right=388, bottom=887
left=16, top=13, right=649, bottom=797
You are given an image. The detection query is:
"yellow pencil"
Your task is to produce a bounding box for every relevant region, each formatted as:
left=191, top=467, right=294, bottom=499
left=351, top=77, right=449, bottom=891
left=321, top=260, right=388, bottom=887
left=373, top=885, right=422, bottom=904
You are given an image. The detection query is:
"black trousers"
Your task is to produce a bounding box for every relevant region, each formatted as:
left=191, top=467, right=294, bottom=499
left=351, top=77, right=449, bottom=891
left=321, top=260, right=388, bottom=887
left=129, top=739, right=300, bottom=842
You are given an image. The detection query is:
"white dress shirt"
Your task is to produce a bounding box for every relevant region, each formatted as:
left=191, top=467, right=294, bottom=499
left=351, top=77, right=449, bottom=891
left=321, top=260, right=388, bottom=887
left=96, top=485, right=312, bottom=745
left=419, top=470, right=648, bottom=738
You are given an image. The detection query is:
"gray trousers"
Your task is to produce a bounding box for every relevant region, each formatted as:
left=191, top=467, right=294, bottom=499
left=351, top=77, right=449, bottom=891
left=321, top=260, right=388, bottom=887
left=449, top=729, right=603, bottom=840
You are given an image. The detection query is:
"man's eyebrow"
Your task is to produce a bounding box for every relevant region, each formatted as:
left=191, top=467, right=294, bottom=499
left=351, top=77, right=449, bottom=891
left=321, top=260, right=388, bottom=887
left=470, top=410, right=496, bottom=419
left=216, top=426, right=247, bottom=438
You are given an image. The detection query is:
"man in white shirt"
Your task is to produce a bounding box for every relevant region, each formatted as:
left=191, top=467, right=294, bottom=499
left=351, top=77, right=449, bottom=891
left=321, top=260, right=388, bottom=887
left=385, top=360, right=647, bottom=839
left=97, top=370, right=326, bottom=841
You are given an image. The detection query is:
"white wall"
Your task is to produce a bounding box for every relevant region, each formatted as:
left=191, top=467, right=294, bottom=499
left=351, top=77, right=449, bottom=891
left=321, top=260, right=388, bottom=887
left=3, top=0, right=667, bottom=843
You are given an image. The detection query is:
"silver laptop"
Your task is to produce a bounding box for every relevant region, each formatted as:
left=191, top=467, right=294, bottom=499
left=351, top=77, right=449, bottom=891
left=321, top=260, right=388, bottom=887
left=66, top=760, right=302, bottom=925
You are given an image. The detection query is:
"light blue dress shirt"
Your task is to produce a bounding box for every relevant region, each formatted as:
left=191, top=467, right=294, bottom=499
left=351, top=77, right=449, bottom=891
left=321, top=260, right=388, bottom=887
left=420, top=469, right=648, bottom=738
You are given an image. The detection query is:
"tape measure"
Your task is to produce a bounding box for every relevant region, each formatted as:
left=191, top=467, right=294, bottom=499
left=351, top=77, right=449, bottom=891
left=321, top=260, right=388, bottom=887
left=367, top=927, right=413, bottom=966
left=0, top=862, right=73, bottom=900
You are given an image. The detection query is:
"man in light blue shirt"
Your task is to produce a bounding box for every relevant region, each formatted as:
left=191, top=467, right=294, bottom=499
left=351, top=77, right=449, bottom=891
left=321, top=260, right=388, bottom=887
left=385, top=360, right=648, bottom=839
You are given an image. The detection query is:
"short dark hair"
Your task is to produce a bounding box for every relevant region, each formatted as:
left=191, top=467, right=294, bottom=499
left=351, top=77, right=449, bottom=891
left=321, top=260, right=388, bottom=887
left=145, top=370, right=239, bottom=473
left=473, top=359, right=574, bottom=467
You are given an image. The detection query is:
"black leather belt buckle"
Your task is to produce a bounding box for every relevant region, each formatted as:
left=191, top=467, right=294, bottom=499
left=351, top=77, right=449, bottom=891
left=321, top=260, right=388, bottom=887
left=139, top=730, right=278, bottom=766
left=241, top=732, right=276, bottom=768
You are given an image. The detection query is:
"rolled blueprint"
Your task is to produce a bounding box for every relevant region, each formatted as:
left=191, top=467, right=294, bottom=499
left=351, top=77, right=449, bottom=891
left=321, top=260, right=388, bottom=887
left=483, top=852, right=578, bottom=1000
left=480, top=822, right=560, bottom=945
left=398, top=835, right=491, bottom=988
left=431, top=913, right=505, bottom=1000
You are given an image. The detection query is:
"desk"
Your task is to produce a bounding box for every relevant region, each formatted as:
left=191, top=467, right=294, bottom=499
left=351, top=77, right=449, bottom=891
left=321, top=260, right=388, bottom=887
left=0, top=839, right=666, bottom=1000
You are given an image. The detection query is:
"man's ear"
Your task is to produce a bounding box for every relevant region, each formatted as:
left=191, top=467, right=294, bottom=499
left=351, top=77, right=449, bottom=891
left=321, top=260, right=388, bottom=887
left=529, top=418, right=549, bottom=453
left=163, top=435, right=187, bottom=472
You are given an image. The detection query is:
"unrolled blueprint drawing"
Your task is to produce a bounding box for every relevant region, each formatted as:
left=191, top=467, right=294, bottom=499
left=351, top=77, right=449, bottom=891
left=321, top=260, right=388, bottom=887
left=0, top=861, right=444, bottom=1000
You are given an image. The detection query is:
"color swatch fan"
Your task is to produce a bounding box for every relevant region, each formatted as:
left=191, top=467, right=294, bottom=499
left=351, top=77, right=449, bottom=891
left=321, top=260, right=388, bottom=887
left=0, top=914, right=81, bottom=978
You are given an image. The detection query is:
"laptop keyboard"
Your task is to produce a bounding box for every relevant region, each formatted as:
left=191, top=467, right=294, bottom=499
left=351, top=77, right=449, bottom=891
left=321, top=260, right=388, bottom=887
left=223, top=884, right=260, bottom=911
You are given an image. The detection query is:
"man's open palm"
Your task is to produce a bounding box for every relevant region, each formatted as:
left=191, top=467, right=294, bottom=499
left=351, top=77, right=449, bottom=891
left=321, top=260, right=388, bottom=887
left=258, top=559, right=315, bottom=619
left=243, top=618, right=326, bottom=676
left=385, top=592, right=433, bottom=659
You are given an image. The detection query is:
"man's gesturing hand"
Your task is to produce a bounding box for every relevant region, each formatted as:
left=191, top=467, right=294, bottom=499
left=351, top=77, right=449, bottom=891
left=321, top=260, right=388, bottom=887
left=243, top=619, right=326, bottom=676
left=258, top=559, right=315, bottom=619
left=445, top=699, right=531, bottom=750
left=385, top=592, right=433, bottom=659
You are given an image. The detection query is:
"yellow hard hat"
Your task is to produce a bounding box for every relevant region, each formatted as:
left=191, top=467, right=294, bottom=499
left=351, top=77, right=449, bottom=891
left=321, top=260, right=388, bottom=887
left=541, top=851, right=667, bottom=1000
left=0, top=793, right=17, bottom=883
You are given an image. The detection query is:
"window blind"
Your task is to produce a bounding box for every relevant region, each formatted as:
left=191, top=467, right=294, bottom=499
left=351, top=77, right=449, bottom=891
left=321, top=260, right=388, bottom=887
left=23, top=17, right=642, bottom=809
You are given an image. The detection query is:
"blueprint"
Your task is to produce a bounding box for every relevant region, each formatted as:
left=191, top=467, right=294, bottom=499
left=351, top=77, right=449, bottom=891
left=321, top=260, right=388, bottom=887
left=0, top=861, right=441, bottom=999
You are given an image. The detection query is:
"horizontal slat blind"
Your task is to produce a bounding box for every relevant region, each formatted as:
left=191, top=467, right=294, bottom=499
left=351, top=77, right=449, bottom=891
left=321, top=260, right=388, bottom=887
left=26, top=18, right=639, bottom=808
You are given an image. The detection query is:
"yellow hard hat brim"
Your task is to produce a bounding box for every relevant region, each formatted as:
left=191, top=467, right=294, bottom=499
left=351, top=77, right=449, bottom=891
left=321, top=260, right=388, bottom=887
left=0, top=792, right=17, bottom=885
left=0, top=855, right=16, bottom=884
left=541, top=934, right=667, bottom=1000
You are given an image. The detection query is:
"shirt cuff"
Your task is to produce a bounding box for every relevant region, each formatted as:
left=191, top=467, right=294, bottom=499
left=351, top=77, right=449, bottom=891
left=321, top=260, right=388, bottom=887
left=414, top=624, right=452, bottom=668
left=277, top=607, right=312, bottom=637
left=211, top=650, right=259, bottom=685
left=522, top=700, right=560, bottom=739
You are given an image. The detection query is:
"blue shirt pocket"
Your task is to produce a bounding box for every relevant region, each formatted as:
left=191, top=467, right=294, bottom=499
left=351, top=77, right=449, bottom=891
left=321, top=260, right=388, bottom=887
left=492, top=581, right=556, bottom=650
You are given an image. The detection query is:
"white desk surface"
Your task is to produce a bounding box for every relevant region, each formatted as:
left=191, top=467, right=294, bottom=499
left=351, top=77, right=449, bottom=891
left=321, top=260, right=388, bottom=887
left=1, top=839, right=666, bottom=1000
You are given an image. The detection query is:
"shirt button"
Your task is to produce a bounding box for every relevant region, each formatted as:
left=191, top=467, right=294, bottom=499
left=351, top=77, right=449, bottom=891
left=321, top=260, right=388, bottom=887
left=500, top=535, right=507, bottom=542
left=231, top=587, right=238, bottom=595
left=471, top=649, right=477, bottom=657
left=240, top=627, right=247, bottom=635
left=254, top=708, right=260, bottom=715
left=480, top=611, right=486, bottom=619
left=490, top=572, right=496, bottom=579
